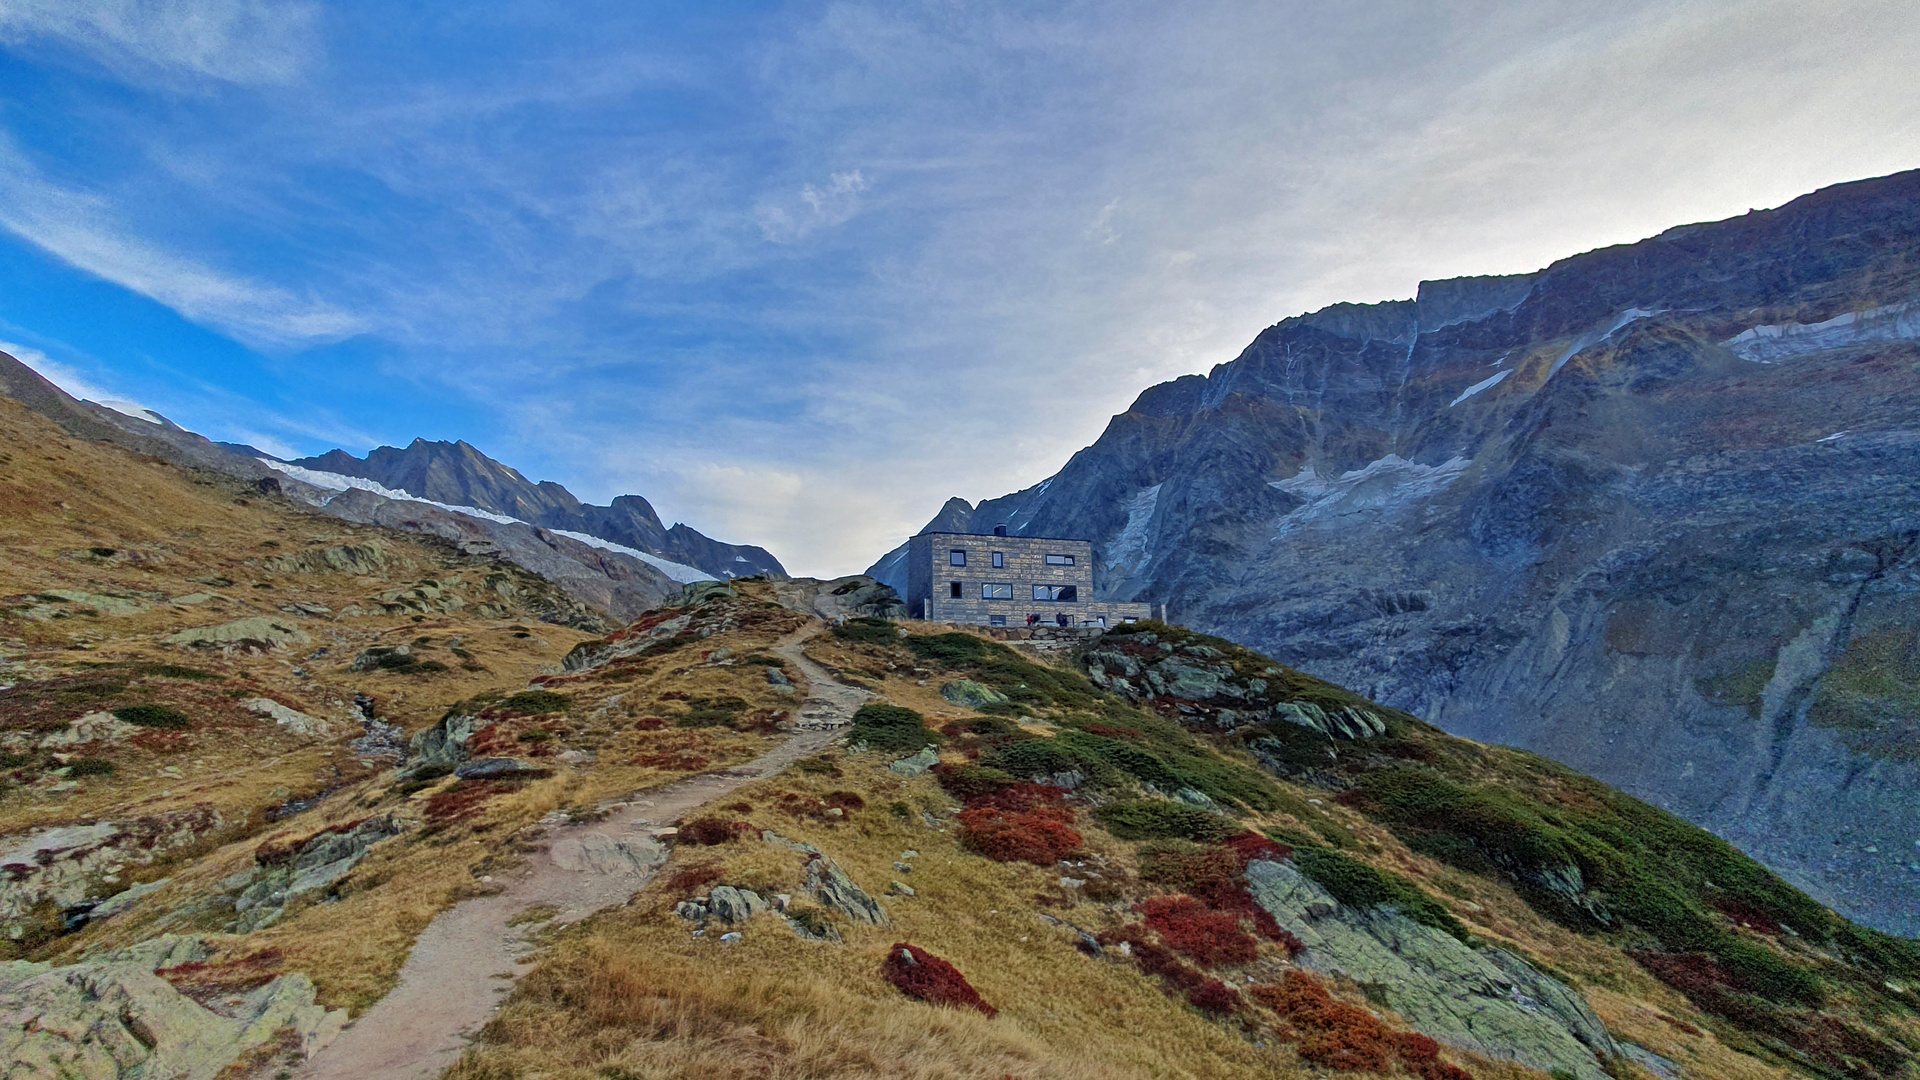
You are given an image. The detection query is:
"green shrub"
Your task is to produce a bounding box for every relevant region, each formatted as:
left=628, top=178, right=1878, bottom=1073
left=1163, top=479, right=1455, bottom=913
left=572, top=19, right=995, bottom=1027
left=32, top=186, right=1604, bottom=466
left=677, top=696, right=750, bottom=728
left=517, top=729, right=553, bottom=743
left=413, top=660, right=450, bottom=673
left=66, top=757, right=115, bottom=777
left=1292, top=847, right=1468, bottom=941
left=129, top=663, right=223, bottom=681
left=1093, top=799, right=1234, bottom=842
left=986, top=738, right=1082, bottom=779
left=833, top=618, right=900, bottom=646
left=906, top=634, right=1103, bottom=711
left=114, top=704, right=189, bottom=729
left=851, top=704, right=937, bottom=752
left=1711, top=936, right=1823, bottom=1005
left=498, top=690, right=571, bottom=715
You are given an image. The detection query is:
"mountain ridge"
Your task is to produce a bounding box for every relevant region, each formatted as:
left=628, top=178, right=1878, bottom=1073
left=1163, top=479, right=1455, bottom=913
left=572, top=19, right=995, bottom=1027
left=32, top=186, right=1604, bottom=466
left=869, top=167, right=1920, bottom=935
left=287, top=439, right=785, bottom=582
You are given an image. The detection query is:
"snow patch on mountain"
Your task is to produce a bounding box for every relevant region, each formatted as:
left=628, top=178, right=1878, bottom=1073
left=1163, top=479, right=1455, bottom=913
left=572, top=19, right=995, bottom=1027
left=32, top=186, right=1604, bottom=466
left=1724, top=299, right=1920, bottom=362
left=1448, top=369, right=1511, bottom=407
left=1106, top=484, right=1162, bottom=570
left=1268, top=455, right=1472, bottom=538
left=258, top=460, right=716, bottom=583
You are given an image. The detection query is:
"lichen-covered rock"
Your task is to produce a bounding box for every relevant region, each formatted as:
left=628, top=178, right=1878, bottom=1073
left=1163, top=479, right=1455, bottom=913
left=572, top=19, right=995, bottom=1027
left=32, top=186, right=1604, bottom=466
left=804, top=855, right=887, bottom=925
left=1246, top=858, right=1617, bottom=1080
left=1271, top=700, right=1387, bottom=739
left=224, top=817, right=405, bottom=934
left=404, top=712, right=488, bottom=776
left=940, top=680, right=1009, bottom=709
left=706, top=886, right=772, bottom=924
left=244, top=697, right=332, bottom=737
left=1, top=808, right=222, bottom=944
left=0, top=934, right=346, bottom=1079
left=888, top=745, right=940, bottom=777
left=165, top=616, right=310, bottom=650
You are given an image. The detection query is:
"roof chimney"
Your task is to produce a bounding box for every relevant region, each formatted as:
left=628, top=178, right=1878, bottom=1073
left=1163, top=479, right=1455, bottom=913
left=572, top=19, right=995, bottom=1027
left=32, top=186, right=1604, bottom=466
left=993, top=523, right=1008, bottom=537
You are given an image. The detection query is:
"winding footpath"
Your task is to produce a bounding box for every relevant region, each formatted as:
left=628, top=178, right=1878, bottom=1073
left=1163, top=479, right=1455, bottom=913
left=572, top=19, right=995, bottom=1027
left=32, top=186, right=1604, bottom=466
left=299, top=622, right=866, bottom=1080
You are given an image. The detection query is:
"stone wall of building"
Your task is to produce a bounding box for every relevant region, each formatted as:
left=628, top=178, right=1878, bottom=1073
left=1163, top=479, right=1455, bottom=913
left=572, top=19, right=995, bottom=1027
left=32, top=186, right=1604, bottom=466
left=907, top=532, right=1149, bottom=627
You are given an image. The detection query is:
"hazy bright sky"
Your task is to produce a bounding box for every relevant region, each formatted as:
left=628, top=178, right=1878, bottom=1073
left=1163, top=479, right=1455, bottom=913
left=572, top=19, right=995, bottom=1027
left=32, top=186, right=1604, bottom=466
left=1, top=1, right=1917, bottom=576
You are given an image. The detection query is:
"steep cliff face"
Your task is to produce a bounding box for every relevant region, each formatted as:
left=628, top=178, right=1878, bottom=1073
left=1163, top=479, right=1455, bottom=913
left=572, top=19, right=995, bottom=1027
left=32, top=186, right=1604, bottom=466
left=290, top=440, right=786, bottom=581
left=871, top=169, right=1920, bottom=934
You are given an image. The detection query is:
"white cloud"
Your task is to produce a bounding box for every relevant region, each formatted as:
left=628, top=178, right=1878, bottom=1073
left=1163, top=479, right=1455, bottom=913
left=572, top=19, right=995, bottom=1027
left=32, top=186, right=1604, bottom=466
left=0, top=339, right=119, bottom=402
left=757, top=170, right=871, bottom=242
left=0, top=0, right=317, bottom=86
left=0, top=139, right=370, bottom=347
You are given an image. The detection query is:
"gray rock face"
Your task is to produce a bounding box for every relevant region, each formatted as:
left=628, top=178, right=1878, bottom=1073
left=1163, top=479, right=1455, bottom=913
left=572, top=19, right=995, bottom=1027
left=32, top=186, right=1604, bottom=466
left=872, top=169, right=1920, bottom=933
left=165, top=616, right=310, bottom=650
left=1, top=807, right=222, bottom=942
left=888, top=746, right=940, bottom=777
left=804, top=855, right=887, bottom=925
left=1246, top=859, right=1616, bottom=1080
left=224, top=817, right=404, bottom=934
left=0, top=935, right=346, bottom=1079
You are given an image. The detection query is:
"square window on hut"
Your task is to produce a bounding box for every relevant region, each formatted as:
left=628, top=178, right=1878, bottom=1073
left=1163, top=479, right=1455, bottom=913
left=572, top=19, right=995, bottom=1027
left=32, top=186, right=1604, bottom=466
left=950, top=549, right=967, bottom=566
left=1045, top=553, right=1074, bottom=566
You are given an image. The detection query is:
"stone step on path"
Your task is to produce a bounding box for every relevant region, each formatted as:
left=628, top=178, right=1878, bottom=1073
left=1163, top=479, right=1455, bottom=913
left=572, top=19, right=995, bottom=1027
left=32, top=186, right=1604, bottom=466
left=297, top=621, right=859, bottom=1080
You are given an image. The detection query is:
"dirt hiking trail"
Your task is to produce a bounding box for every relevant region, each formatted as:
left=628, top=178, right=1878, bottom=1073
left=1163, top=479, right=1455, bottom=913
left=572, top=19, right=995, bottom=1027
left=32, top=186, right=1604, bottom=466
left=299, top=621, right=867, bottom=1080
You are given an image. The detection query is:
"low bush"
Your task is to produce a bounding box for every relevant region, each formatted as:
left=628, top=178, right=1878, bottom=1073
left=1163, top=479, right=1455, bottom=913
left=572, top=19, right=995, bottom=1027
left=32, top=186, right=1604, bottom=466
left=1093, top=799, right=1234, bottom=842
left=1250, top=972, right=1466, bottom=1077
left=881, top=943, right=996, bottom=1016
left=664, top=864, right=725, bottom=894
left=1140, top=895, right=1256, bottom=968
left=850, top=704, right=937, bottom=752
left=678, top=817, right=755, bottom=845
left=932, top=762, right=1019, bottom=801
left=114, top=704, right=190, bottom=729
left=676, top=696, right=750, bottom=728
left=832, top=618, right=900, bottom=646
left=498, top=690, right=572, bottom=715
left=959, top=805, right=1082, bottom=865
left=130, top=663, right=223, bottom=681
left=1291, top=848, right=1468, bottom=941
left=66, top=757, right=115, bottom=777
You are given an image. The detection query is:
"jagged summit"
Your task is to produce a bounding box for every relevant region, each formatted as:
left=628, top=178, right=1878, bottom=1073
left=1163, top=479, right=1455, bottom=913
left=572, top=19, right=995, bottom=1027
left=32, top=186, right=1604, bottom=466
left=288, top=439, right=785, bottom=582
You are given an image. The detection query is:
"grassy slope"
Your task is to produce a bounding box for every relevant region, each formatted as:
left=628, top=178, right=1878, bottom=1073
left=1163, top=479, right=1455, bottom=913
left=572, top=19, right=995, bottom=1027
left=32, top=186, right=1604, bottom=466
left=449, top=614, right=1917, bottom=1080
left=0, top=399, right=793, bottom=1010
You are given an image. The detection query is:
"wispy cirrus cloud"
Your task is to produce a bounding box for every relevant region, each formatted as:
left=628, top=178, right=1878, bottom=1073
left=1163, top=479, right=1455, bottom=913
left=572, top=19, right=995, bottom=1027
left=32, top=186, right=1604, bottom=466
left=0, top=0, right=317, bottom=87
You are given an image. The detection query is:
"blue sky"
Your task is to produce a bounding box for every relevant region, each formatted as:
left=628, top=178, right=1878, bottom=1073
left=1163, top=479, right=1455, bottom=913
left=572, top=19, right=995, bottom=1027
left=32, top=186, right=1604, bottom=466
left=1, top=1, right=1916, bottom=576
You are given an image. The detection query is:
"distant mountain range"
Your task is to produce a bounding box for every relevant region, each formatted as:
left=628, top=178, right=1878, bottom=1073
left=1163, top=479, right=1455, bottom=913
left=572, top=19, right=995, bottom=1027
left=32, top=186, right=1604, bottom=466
left=871, top=168, right=1920, bottom=935
left=283, top=440, right=784, bottom=582
left=0, top=355, right=785, bottom=622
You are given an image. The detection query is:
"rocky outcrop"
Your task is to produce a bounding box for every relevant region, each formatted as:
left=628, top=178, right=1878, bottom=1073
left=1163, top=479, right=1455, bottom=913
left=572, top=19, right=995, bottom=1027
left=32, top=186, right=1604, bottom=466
left=0, top=935, right=345, bottom=1079
left=165, top=616, right=310, bottom=651
left=1, top=808, right=223, bottom=943
left=219, top=817, right=406, bottom=934
left=803, top=854, right=887, bottom=925
left=1247, top=859, right=1617, bottom=1080
left=761, top=575, right=906, bottom=623
left=872, top=169, right=1920, bottom=933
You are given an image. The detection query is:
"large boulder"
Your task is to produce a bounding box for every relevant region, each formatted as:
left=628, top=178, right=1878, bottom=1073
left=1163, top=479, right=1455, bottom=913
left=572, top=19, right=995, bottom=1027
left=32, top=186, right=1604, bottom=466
left=1246, top=858, right=1618, bottom=1080
left=0, top=935, right=346, bottom=1078
left=804, top=855, right=887, bottom=925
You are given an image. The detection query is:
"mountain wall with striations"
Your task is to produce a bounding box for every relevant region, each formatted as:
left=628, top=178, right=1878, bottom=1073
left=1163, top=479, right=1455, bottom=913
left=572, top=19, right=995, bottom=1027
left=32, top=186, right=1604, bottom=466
left=871, top=169, right=1920, bottom=934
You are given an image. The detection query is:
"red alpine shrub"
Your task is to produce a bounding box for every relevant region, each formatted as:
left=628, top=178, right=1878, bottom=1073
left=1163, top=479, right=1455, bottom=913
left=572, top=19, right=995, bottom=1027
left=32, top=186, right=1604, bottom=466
left=1188, top=976, right=1243, bottom=1015
left=1141, top=895, right=1257, bottom=967
left=678, top=816, right=755, bottom=845
left=882, top=943, right=997, bottom=1017
left=1223, top=830, right=1292, bottom=864
left=958, top=806, right=1082, bottom=865
left=1250, top=972, right=1470, bottom=1077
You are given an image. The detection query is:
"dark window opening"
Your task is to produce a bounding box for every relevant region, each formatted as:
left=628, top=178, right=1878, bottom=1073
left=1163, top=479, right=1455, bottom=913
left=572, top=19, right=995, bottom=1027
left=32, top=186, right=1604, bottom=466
left=949, top=581, right=963, bottom=598
left=949, top=549, right=966, bottom=566
left=991, top=551, right=1004, bottom=568
left=1033, top=584, right=1078, bottom=602
left=989, top=615, right=1007, bottom=626
left=1044, top=553, right=1074, bottom=566
left=981, top=582, right=1013, bottom=600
